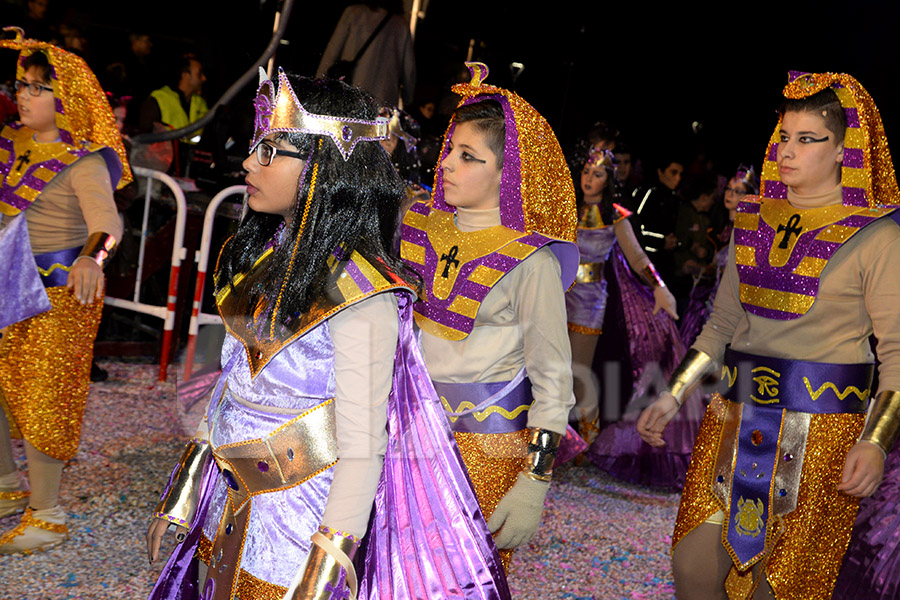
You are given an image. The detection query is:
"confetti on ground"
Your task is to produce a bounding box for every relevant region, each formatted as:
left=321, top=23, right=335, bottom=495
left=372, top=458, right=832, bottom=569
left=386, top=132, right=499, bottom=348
left=2, top=360, right=678, bottom=599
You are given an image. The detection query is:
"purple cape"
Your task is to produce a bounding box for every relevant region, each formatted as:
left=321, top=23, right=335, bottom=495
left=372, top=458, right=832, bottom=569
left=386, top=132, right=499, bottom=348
left=149, top=294, right=510, bottom=599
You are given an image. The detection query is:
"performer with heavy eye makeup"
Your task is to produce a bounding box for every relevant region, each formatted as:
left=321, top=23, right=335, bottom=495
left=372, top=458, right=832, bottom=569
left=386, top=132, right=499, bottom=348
left=400, top=62, right=579, bottom=572
left=638, top=71, right=900, bottom=600
left=0, top=29, right=130, bottom=555
left=146, top=68, right=510, bottom=600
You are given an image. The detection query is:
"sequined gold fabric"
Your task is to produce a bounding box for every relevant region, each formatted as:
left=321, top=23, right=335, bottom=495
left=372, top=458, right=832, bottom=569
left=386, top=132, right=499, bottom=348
left=672, top=394, right=728, bottom=551
left=0, top=30, right=132, bottom=188
left=0, top=286, right=102, bottom=461
left=453, top=429, right=529, bottom=572
left=566, top=322, right=602, bottom=336
left=765, top=413, right=863, bottom=600
left=674, top=395, right=865, bottom=600
left=197, top=534, right=286, bottom=600
left=451, top=65, right=576, bottom=243
left=779, top=72, right=899, bottom=209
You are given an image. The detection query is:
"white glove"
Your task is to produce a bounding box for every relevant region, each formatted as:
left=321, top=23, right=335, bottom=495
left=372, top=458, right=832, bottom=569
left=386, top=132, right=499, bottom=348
left=487, top=472, right=550, bottom=549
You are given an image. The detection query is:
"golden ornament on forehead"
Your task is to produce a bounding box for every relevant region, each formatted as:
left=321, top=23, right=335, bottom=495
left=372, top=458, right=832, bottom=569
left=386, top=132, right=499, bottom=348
left=1, top=26, right=132, bottom=189
left=251, top=68, right=388, bottom=161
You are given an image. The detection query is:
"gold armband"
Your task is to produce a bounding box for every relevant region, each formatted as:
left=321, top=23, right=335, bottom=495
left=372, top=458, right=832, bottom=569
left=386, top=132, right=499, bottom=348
left=522, top=428, right=563, bottom=483
left=76, top=232, right=117, bottom=269
left=153, top=438, right=210, bottom=528
left=638, top=263, right=666, bottom=289
left=665, top=348, right=716, bottom=407
left=288, top=526, right=360, bottom=600
left=861, top=390, right=900, bottom=456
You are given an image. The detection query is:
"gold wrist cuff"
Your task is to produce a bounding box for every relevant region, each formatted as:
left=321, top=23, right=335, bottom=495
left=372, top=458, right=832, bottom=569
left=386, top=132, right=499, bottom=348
left=523, top=428, right=563, bottom=483
left=639, top=263, right=665, bottom=289
left=861, top=390, right=900, bottom=456
left=665, top=348, right=715, bottom=407
left=78, top=232, right=117, bottom=269
left=153, top=439, right=210, bottom=528
left=289, top=526, right=360, bottom=600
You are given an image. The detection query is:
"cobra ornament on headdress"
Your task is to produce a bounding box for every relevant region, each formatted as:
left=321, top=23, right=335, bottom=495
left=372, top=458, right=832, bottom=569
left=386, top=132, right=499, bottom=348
left=0, top=27, right=131, bottom=189
left=761, top=71, right=900, bottom=208
left=251, top=68, right=388, bottom=161
left=431, top=62, right=577, bottom=243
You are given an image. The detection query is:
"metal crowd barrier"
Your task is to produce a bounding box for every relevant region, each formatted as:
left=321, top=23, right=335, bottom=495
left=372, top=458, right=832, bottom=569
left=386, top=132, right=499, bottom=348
left=103, top=166, right=187, bottom=381
left=182, top=185, right=247, bottom=378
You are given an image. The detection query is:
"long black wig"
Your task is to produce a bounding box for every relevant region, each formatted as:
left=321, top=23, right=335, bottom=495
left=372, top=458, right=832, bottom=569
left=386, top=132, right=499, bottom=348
left=215, top=74, right=418, bottom=330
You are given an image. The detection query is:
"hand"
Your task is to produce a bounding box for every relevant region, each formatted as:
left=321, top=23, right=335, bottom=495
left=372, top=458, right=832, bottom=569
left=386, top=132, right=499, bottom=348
left=146, top=516, right=188, bottom=563
left=837, top=441, right=885, bottom=498
left=682, top=259, right=702, bottom=276
left=636, top=392, right=680, bottom=447
left=487, top=473, right=550, bottom=549
left=66, top=258, right=103, bottom=305
left=652, top=286, right=679, bottom=320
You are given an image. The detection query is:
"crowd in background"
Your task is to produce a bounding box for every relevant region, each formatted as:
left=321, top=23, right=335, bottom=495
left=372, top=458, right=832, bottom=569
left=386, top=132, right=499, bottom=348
left=0, top=0, right=751, bottom=318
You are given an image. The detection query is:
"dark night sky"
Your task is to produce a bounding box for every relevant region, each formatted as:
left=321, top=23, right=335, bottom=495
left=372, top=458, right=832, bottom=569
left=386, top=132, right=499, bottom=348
left=4, top=0, right=900, bottom=179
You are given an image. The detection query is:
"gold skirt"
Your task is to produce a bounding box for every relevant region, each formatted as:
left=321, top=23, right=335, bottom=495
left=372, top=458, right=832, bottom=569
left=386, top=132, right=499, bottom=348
left=0, top=286, right=103, bottom=461
left=673, top=393, right=864, bottom=600
left=453, top=429, right=530, bottom=573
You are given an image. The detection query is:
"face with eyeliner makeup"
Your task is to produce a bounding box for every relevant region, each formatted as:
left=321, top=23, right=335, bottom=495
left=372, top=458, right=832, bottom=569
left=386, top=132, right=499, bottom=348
left=440, top=121, right=502, bottom=210
left=776, top=110, right=844, bottom=197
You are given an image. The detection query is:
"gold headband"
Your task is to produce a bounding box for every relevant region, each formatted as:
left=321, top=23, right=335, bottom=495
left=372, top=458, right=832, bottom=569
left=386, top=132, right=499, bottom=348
left=251, top=68, right=388, bottom=161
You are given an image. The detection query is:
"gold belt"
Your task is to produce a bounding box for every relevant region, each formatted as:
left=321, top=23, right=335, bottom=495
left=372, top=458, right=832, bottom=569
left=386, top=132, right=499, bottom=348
left=575, top=261, right=605, bottom=283
left=204, top=398, right=338, bottom=600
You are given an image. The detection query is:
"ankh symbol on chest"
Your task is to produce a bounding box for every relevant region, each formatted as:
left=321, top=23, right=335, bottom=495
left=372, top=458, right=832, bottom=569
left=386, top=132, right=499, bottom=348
left=440, top=245, right=460, bottom=278
left=776, top=214, right=802, bottom=249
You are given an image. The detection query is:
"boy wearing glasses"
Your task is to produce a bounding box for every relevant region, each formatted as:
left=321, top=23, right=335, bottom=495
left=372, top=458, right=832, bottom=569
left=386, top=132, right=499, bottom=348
left=0, top=31, right=131, bottom=554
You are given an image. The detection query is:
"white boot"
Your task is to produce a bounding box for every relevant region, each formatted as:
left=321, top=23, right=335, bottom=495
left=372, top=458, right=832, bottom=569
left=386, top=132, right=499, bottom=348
left=0, top=506, right=68, bottom=554
left=0, top=473, right=29, bottom=518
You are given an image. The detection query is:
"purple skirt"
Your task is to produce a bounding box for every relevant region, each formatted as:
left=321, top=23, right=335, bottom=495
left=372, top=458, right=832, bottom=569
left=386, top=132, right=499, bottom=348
left=585, top=246, right=703, bottom=490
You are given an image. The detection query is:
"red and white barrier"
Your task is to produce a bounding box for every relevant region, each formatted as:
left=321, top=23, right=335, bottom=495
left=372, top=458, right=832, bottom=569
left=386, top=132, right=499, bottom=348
left=182, top=185, right=247, bottom=378
left=103, top=167, right=187, bottom=381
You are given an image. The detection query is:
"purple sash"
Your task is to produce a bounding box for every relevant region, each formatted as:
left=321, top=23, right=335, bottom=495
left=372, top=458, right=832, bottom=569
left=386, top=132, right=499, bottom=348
left=34, top=247, right=80, bottom=289
left=721, top=348, right=872, bottom=569
left=434, top=371, right=532, bottom=434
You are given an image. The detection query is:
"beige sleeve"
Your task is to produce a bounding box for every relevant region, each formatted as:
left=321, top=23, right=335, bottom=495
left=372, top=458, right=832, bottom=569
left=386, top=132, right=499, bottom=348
left=614, top=218, right=651, bottom=272
left=862, top=230, right=900, bottom=393
left=320, top=291, right=398, bottom=538
left=73, top=153, right=123, bottom=244
left=691, top=237, right=743, bottom=363
left=516, top=247, right=575, bottom=434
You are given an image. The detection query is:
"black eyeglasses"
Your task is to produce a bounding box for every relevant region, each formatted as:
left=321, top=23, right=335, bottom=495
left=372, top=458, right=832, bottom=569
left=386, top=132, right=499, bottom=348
left=254, top=141, right=304, bottom=166
left=724, top=186, right=748, bottom=197
left=14, top=80, right=54, bottom=97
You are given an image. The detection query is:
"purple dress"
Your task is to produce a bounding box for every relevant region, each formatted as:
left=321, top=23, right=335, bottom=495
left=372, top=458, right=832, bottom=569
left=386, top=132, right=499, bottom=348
left=149, top=290, right=510, bottom=599
left=584, top=248, right=704, bottom=490
left=565, top=221, right=617, bottom=333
